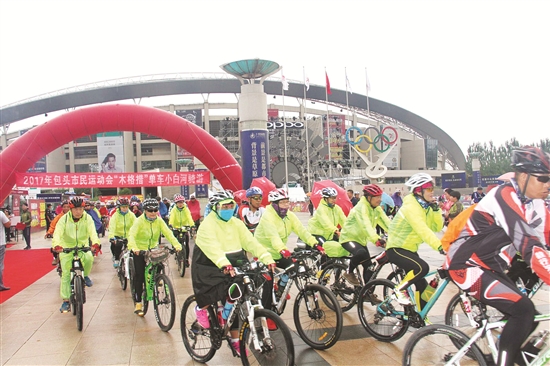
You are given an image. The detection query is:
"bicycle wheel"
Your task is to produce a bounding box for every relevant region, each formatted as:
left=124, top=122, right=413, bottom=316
left=142, top=288, right=149, bottom=316
left=293, top=283, right=343, bottom=349
left=445, top=293, right=503, bottom=356
left=318, top=262, right=357, bottom=312
left=177, top=249, right=186, bottom=277
left=153, top=273, right=176, bottom=332
left=180, top=295, right=217, bottom=363
left=357, top=278, right=409, bottom=342
left=128, top=256, right=135, bottom=298
left=118, top=257, right=127, bottom=290
left=241, top=308, right=294, bottom=366
left=403, top=324, right=487, bottom=366
left=74, top=276, right=84, bottom=331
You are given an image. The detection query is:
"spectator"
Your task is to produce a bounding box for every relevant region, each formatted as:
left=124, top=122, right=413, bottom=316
left=20, top=202, right=32, bottom=250
left=0, top=209, right=11, bottom=291
left=187, top=193, right=202, bottom=230
left=353, top=192, right=361, bottom=206
left=130, top=202, right=142, bottom=218
left=45, top=203, right=55, bottom=232
left=446, top=190, right=464, bottom=223
left=472, top=186, right=486, bottom=203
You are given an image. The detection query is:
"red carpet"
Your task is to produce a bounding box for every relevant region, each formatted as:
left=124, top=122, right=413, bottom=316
left=0, top=248, right=55, bottom=304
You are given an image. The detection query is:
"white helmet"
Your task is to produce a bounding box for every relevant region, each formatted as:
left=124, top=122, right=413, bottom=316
left=268, top=188, right=288, bottom=202
left=208, top=190, right=234, bottom=207
left=321, top=187, right=338, bottom=198
left=405, top=173, right=433, bottom=189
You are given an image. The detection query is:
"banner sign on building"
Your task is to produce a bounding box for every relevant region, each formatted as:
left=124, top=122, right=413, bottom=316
left=441, top=172, right=467, bottom=189
left=472, top=171, right=482, bottom=188
left=480, top=175, right=501, bottom=187
left=20, top=128, right=48, bottom=173
left=36, top=193, right=63, bottom=203
left=194, top=169, right=209, bottom=198
left=323, top=114, right=345, bottom=160
left=176, top=109, right=203, bottom=158
left=16, top=172, right=210, bottom=188
left=97, top=133, right=125, bottom=173
left=241, top=130, right=270, bottom=189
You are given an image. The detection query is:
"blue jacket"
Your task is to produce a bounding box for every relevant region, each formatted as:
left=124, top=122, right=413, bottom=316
left=159, top=201, right=168, bottom=217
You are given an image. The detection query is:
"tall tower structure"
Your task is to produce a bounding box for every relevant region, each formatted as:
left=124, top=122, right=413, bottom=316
left=220, top=59, right=280, bottom=189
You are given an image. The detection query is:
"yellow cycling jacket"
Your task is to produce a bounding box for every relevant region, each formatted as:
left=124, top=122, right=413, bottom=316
left=339, top=196, right=391, bottom=245
left=255, top=205, right=318, bottom=260
left=168, top=206, right=195, bottom=229
left=386, top=193, right=444, bottom=252
left=307, top=199, right=347, bottom=240
left=127, top=215, right=182, bottom=252
left=195, top=210, right=274, bottom=268
left=52, top=211, right=100, bottom=248
left=108, top=210, right=137, bottom=239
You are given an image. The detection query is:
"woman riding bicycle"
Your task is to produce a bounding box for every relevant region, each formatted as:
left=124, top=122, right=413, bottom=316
left=168, top=194, right=195, bottom=267
left=127, top=198, right=182, bottom=316
left=108, top=198, right=136, bottom=268
left=385, top=173, right=444, bottom=309
left=445, top=146, right=550, bottom=366
left=338, top=184, right=391, bottom=286
left=52, top=197, right=101, bottom=313
left=191, top=190, right=275, bottom=356
left=307, top=187, right=347, bottom=244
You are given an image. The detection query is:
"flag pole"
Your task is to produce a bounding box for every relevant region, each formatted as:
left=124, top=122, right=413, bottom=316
left=325, top=67, right=333, bottom=179
left=282, top=69, right=289, bottom=192
left=345, top=67, right=352, bottom=181
left=303, top=66, right=311, bottom=192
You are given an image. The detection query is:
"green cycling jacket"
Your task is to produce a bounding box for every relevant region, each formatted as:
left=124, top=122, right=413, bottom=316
left=127, top=215, right=182, bottom=252
left=52, top=211, right=100, bottom=248
left=339, top=196, right=391, bottom=245
left=386, top=193, right=444, bottom=252
left=168, top=206, right=195, bottom=229
left=307, top=199, right=347, bottom=240
left=255, top=205, right=318, bottom=260
left=108, top=210, right=137, bottom=239
left=195, top=210, right=274, bottom=268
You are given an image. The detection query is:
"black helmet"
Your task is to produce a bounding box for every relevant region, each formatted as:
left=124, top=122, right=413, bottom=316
left=512, top=146, right=550, bottom=174
left=142, top=198, right=159, bottom=211
left=69, top=197, right=84, bottom=208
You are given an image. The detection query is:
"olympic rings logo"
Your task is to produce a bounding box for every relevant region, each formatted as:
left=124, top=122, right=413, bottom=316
left=345, top=126, right=398, bottom=153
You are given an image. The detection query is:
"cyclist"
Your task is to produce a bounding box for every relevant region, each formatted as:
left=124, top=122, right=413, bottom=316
left=130, top=201, right=142, bottom=218
left=385, top=173, right=444, bottom=309
left=338, top=184, right=391, bottom=286
left=52, top=197, right=101, bottom=313
left=127, top=198, right=182, bottom=316
left=255, top=188, right=324, bottom=312
left=168, top=194, right=195, bottom=267
left=308, top=187, right=346, bottom=244
left=237, top=186, right=266, bottom=234
left=446, top=146, right=550, bottom=366
left=192, top=190, right=275, bottom=355
left=45, top=200, right=70, bottom=265
left=108, top=198, right=136, bottom=268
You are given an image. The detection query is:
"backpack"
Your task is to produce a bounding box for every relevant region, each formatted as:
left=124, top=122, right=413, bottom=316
left=441, top=203, right=477, bottom=251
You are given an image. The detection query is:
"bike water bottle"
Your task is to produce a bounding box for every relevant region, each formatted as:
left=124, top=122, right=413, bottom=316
left=222, top=299, right=234, bottom=320
left=279, top=273, right=289, bottom=290
left=421, top=276, right=439, bottom=303
left=521, top=330, right=549, bottom=363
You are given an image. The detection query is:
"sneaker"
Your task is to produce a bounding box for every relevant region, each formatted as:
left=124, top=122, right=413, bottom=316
left=185, top=259, right=190, bottom=268
left=393, top=289, right=412, bottom=305
left=195, top=306, right=210, bottom=329
left=51, top=258, right=57, bottom=266
left=230, top=340, right=250, bottom=357
left=266, top=318, right=278, bottom=331
left=84, top=276, right=93, bottom=287
left=364, top=291, right=382, bottom=305
left=113, top=260, right=120, bottom=268
left=343, top=272, right=361, bottom=286
left=24, top=246, right=31, bottom=250
left=60, top=301, right=70, bottom=313
left=134, top=302, right=145, bottom=316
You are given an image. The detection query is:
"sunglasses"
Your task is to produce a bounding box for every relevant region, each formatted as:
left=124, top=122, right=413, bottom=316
left=146, top=209, right=159, bottom=213
left=423, top=187, right=434, bottom=192
left=532, top=174, right=550, bottom=183
left=250, top=196, right=262, bottom=201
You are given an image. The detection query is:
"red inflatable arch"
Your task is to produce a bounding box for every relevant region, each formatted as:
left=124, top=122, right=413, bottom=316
left=0, top=104, right=242, bottom=203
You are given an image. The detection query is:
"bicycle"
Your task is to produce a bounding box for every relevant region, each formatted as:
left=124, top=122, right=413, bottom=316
left=317, top=250, right=405, bottom=312
left=402, top=311, right=550, bottom=365
left=357, top=267, right=461, bottom=342
left=114, top=238, right=130, bottom=290
left=171, top=226, right=190, bottom=277
left=181, top=260, right=295, bottom=365
left=63, top=246, right=92, bottom=331
left=267, top=246, right=344, bottom=350
left=135, top=244, right=176, bottom=332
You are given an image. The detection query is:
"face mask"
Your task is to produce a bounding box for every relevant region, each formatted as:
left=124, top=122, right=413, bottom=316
left=218, top=208, right=234, bottom=221
left=415, top=195, right=430, bottom=209
left=325, top=198, right=335, bottom=208
left=273, top=203, right=288, bottom=218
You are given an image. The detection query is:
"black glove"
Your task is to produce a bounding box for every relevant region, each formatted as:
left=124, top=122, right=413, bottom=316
left=438, top=246, right=446, bottom=255
left=429, top=202, right=440, bottom=211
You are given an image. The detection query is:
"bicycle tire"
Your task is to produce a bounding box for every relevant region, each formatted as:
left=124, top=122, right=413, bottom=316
left=318, top=262, right=357, bottom=312
left=402, top=324, right=487, bottom=366
left=241, top=308, right=295, bottom=366
left=128, top=257, right=135, bottom=298
left=177, top=248, right=186, bottom=278
left=119, top=257, right=127, bottom=290
left=142, top=288, right=149, bottom=316
left=74, top=277, right=84, bottom=331
left=180, top=295, right=217, bottom=363
left=153, top=273, right=176, bottom=332
left=293, top=283, right=343, bottom=349
left=357, top=278, right=409, bottom=342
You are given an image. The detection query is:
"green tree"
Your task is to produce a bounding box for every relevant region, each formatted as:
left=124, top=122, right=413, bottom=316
left=119, top=188, right=133, bottom=195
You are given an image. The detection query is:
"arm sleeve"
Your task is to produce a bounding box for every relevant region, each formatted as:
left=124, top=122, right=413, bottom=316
left=403, top=204, right=442, bottom=251
left=290, top=213, right=317, bottom=246
left=237, top=221, right=275, bottom=265
left=87, top=216, right=100, bottom=245
left=52, top=215, right=66, bottom=248
left=161, top=219, right=182, bottom=250
left=315, top=206, right=339, bottom=233
left=376, top=207, right=392, bottom=233
left=127, top=220, right=139, bottom=251
left=361, top=207, right=381, bottom=244
left=47, top=214, right=62, bottom=235
left=195, top=221, right=232, bottom=269
left=108, top=213, right=118, bottom=240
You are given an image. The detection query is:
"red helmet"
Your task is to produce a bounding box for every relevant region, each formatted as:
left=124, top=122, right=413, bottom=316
left=363, top=184, right=383, bottom=197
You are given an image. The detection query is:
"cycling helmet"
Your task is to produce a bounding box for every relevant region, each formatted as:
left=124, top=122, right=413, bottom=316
left=130, top=201, right=140, bottom=207
left=363, top=184, right=384, bottom=197
left=130, top=195, right=138, bottom=202
left=173, top=194, right=185, bottom=203
left=246, top=186, right=263, bottom=198
left=61, top=200, right=70, bottom=206
left=69, top=197, right=84, bottom=208
left=142, top=198, right=159, bottom=211
left=321, top=187, right=338, bottom=198
left=511, top=146, right=550, bottom=174
left=268, top=188, right=288, bottom=202
left=405, top=173, right=434, bottom=193
left=117, top=198, right=129, bottom=207
left=209, top=190, right=235, bottom=208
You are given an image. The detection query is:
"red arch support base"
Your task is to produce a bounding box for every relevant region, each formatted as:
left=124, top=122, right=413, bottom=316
left=0, top=104, right=242, bottom=202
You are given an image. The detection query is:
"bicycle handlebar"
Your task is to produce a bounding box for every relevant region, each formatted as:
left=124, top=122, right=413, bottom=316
left=62, top=246, right=92, bottom=254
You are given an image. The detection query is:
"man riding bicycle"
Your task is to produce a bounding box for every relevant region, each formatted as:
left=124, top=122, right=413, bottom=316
left=308, top=187, right=347, bottom=244
left=237, top=186, right=266, bottom=234
left=168, top=194, right=195, bottom=267
left=52, top=197, right=101, bottom=313
left=108, top=198, right=136, bottom=268
left=446, top=146, right=550, bottom=366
